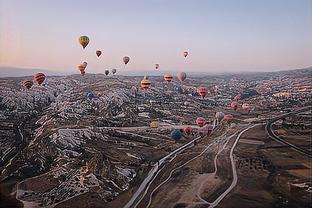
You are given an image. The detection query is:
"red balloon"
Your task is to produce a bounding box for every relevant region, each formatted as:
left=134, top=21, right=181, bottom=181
left=183, top=51, right=188, bottom=58
left=96, top=50, right=102, bottom=57
left=223, top=114, right=233, bottom=121
left=197, top=86, right=208, bottom=98
left=34, top=73, right=46, bottom=85
left=184, top=127, right=192, bottom=135
left=234, top=94, right=241, bottom=101
left=231, top=101, right=238, bottom=111
left=196, top=117, right=206, bottom=127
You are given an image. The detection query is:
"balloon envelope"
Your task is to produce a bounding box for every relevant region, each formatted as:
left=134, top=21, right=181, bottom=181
left=177, top=72, right=187, bottom=82
left=22, top=80, right=33, bottom=89
left=123, top=56, right=130, bottom=64
left=96, top=50, right=102, bottom=57
left=112, top=69, right=117, bottom=74
left=197, top=86, right=208, bottom=98
left=184, top=127, right=192, bottom=135
left=183, top=51, right=188, bottom=58
left=155, top=64, right=159, bottom=70
left=223, top=114, right=233, bottom=121
left=231, top=101, right=238, bottom=111
left=215, top=112, right=225, bottom=121
left=79, top=36, right=89, bottom=49
left=164, top=74, right=173, bottom=82
left=171, top=129, right=183, bottom=141
left=105, top=70, right=109, bottom=76
left=242, top=103, right=251, bottom=111
left=196, top=117, right=206, bottom=127
left=34, top=73, right=46, bottom=85
left=141, top=79, right=151, bottom=90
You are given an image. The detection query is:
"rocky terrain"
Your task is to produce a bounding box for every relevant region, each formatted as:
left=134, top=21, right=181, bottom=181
left=0, top=68, right=311, bottom=208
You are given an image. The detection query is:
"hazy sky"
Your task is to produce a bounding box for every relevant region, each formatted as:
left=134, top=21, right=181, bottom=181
left=0, top=0, right=311, bottom=74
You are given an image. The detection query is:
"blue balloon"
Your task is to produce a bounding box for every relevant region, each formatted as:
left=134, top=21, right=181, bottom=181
left=86, top=91, right=95, bottom=100
left=171, top=129, right=183, bottom=141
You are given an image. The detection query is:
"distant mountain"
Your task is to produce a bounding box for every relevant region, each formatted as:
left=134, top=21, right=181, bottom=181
left=0, top=66, right=68, bottom=77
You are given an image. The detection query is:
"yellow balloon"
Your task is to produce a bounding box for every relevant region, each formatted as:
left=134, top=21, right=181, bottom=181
left=150, top=121, right=158, bottom=128
left=79, top=36, right=89, bottom=49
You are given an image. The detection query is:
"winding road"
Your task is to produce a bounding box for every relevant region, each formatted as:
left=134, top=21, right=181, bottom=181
left=265, top=106, right=312, bottom=158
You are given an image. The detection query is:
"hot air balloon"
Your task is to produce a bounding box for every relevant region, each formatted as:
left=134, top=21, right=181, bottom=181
left=86, top=91, right=96, bottom=100
left=183, top=51, right=188, bottom=58
left=123, top=56, right=130, bottom=65
left=82, top=62, right=88, bottom=67
left=78, top=64, right=86, bottom=76
left=105, top=70, right=109, bottom=76
left=34, top=73, right=46, bottom=85
left=22, top=80, right=33, bottom=89
left=242, top=103, right=251, bottom=112
left=197, top=86, right=208, bottom=98
left=150, top=121, right=158, bottom=128
left=79, top=36, right=89, bottom=49
left=144, top=75, right=149, bottom=80
left=196, top=117, right=206, bottom=127
left=155, top=64, right=159, bottom=70
left=231, top=101, right=238, bottom=111
left=96, top=50, right=102, bottom=57
left=141, top=79, right=151, bottom=90
left=112, top=69, right=117, bottom=74
left=234, top=94, right=241, bottom=101
left=215, top=112, right=225, bottom=122
left=164, top=74, right=173, bottom=83
left=198, top=124, right=213, bottom=137
left=171, top=129, right=183, bottom=141
left=223, top=114, right=233, bottom=122
left=177, top=72, right=186, bottom=83
left=184, top=127, right=192, bottom=135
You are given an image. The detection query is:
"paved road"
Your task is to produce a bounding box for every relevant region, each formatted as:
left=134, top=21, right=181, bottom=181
left=123, top=135, right=202, bottom=208
left=265, top=106, right=312, bottom=158
left=208, top=124, right=260, bottom=208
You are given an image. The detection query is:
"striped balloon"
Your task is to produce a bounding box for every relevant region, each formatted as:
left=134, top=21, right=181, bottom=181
left=34, top=73, right=46, bottom=85
left=22, top=80, right=33, bottom=89
left=164, top=74, right=173, bottom=83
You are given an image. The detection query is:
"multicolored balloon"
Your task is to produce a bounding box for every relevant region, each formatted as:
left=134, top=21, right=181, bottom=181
left=79, top=36, right=89, bottom=49
left=141, top=79, right=151, bottom=90
left=242, top=103, right=251, bottom=112
left=78, top=64, right=86, bottom=76
left=112, top=68, right=117, bottom=74
left=164, top=74, right=173, bottom=83
left=105, top=70, right=109, bottom=76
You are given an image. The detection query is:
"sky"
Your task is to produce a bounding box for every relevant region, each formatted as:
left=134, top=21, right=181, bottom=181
left=0, top=0, right=311, bottom=75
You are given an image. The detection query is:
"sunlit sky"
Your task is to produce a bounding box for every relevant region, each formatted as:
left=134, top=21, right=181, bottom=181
left=0, top=0, right=311, bottom=74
